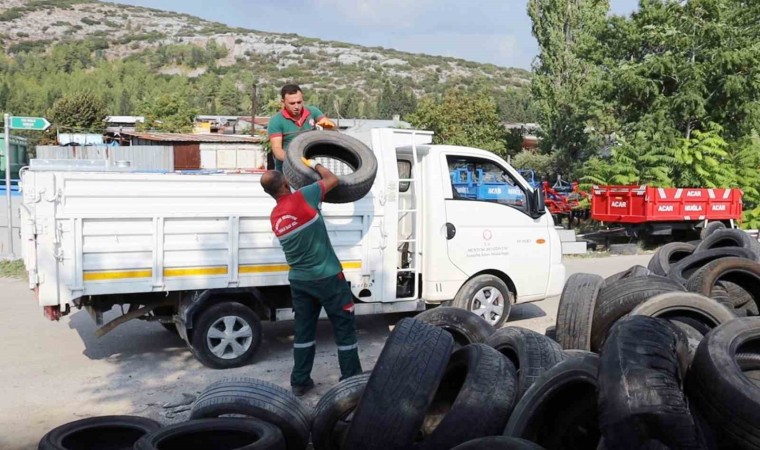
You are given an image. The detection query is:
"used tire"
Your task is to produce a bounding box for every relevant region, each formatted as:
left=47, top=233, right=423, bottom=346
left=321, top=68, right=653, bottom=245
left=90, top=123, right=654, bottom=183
left=451, top=437, right=546, bottom=450
left=453, top=275, right=513, bottom=328
left=283, top=131, right=378, bottom=204
left=598, top=316, right=704, bottom=450
left=695, top=229, right=760, bottom=259
left=311, top=373, right=370, bottom=450
left=418, top=344, right=519, bottom=450
left=555, top=273, right=604, bottom=351
left=669, top=247, right=758, bottom=286
left=135, top=418, right=284, bottom=450
left=343, top=318, right=454, bottom=450
left=504, top=352, right=601, bottom=449
left=39, top=415, right=161, bottom=450
left=190, top=378, right=312, bottom=450
left=415, top=306, right=495, bottom=347
left=485, top=327, right=566, bottom=399
left=629, top=291, right=736, bottom=331
left=604, top=265, right=650, bottom=285
left=700, top=221, right=726, bottom=240
left=647, top=242, right=696, bottom=277
left=687, top=318, right=760, bottom=449
left=685, top=257, right=760, bottom=313
left=591, top=276, right=685, bottom=351
left=190, top=301, right=262, bottom=369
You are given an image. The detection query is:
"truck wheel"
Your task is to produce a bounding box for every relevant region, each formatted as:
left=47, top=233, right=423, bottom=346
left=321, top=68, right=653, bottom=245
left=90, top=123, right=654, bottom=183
left=454, top=275, right=512, bottom=328
left=190, top=302, right=262, bottom=369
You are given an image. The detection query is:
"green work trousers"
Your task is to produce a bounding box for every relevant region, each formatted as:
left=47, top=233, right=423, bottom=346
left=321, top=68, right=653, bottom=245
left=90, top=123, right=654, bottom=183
left=289, top=271, right=362, bottom=387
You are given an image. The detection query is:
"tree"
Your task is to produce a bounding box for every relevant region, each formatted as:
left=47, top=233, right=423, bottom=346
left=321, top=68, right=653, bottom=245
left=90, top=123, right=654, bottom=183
left=407, top=88, right=507, bottom=155
left=376, top=81, right=417, bottom=119
left=217, top=78, right=241, bottom=115
left=138, top=93, right=198, bottom=133
left=47, top=91, right=108, bottom=133
left=528, top=0, right=611, bottom=173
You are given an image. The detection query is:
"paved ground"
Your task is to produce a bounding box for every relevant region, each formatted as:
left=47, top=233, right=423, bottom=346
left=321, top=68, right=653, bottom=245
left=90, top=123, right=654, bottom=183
left=0, top=254, right=651, bottom=449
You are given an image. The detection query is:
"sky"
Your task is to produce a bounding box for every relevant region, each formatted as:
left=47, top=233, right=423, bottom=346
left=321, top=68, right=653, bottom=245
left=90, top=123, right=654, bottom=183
left=115, top=0, right=640, bottom=70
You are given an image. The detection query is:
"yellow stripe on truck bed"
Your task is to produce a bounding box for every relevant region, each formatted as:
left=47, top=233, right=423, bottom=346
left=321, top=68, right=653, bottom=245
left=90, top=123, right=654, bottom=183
left=83, top=269, right=153, bottom=281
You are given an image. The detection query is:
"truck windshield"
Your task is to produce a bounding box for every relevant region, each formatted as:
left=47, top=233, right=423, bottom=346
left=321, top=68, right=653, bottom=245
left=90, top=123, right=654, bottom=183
left=447, top=156, right=526, bottom=209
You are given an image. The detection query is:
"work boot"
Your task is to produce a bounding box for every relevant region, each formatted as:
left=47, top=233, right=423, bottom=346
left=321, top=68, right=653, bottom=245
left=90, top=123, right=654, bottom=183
left=291, top=379, right=315, bottom=397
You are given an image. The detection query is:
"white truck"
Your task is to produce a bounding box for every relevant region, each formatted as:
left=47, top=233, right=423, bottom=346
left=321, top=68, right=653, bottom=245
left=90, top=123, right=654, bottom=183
left=19, top=128, right=565, bottom=368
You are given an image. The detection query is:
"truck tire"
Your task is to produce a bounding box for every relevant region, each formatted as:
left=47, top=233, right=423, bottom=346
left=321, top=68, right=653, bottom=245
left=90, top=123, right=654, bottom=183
left=604, top=265, right=650, bottom=285
left=695, top=229, right=760, bottom=259
left=343, top=318, right=453, bottom=450
left=190, top=378, right=311, bottom=450
left=485, top=327, right=566, bottom=399
left=629, top=292, right=736, bottom=331
left=453, top=275, right=513, bottom=328
left=598, top=316, right=704, bottom=450
left=451, top=437, right=546, bottom=450
left=283, top=131, right=378, bottom=204
left=591, top=276, right=685, bottom=351
left=503, top=352, right=601, bottom=450
left=189, top=301, right=262, bottom=369
left=39, top=415, right=161, bottom=450
left=134, top=418, right=284, bottom=450
left=685, top=257, right=760, bottom=314
left=311, top=373, right=370, bottom=450
left=415, top=306, right=495, bottom=347
left=555, top=273, right=604, bottom=350
left=647, top=242, right=696, bottom=276
left=667, top=247, right=757, bottom=286
left=687, top=318, right=760, bottom=449
left=418, top=344, right=519, bottom=450
left=700, top=221, right=726, bottom=240
left=710, top=282, right=754, bottom=308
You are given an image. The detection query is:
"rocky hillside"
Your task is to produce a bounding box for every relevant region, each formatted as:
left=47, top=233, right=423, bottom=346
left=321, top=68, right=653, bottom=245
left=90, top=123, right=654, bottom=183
left=0, top=0, right=530, bottom=92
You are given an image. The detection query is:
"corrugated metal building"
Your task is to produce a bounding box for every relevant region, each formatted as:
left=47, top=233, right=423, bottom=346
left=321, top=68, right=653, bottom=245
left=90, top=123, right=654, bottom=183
left=36, top=145, right=174, bottom=171
left=121, top=132, right=266, bottom=170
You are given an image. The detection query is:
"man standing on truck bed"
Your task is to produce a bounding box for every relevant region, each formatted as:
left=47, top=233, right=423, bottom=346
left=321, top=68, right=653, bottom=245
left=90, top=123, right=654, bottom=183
left=260, top=160, right=362, bottom=396
left=268, top=84, right=336, bottom=172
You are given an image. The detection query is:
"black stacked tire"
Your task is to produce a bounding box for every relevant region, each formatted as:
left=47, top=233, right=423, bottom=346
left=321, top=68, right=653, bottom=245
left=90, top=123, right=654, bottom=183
left=629, top=292, right=736, bottom=331
left=598, top=316, right=704, bottom=450
left=695, top=229, right=760, bottom=259
left=700, top=221, right=726, bottom=240
left=189, top=378, right=312, bottom=450
left=415, top=306, right=495, bottom=347
left=687, top=318, right=760, bottom=449
left=555, top=273, right=604, bottom=350
left=485, top=327, right=566, bottom=399
left=504, top=352, right=601, bottom=449
left=39, top=416, right=161, bottom=450
left=685, top=257, right=760, bottom=314
left=311, top=373, right=370, bottom=450
left=451, top=437, right=547, bottom=450
left=647, top=242, right=696, bottom=277
left=591, top=276, right=685, bottom=351
left=135, top=418, right=285, bottom=450
left=667, top=247, right=757, bottom=286
left=283, top=131, right=378, bottom=204
left=343, top=318, right=453, bottom=450
left=604, top=265, right=650, bottom=285
left=418, top=344, right=519, bottom=450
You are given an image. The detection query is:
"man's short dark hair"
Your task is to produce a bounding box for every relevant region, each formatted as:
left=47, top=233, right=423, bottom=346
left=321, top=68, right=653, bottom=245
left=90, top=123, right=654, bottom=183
left=261, top=170, right=285, bottom=197
left=281, top=84, right=302, bottom=99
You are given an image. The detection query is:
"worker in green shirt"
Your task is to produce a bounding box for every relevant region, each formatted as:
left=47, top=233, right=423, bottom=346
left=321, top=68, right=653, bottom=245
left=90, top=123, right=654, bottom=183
left=260, top=158, right=362, bottom=396
left=268, top=84, right=336, bottom=172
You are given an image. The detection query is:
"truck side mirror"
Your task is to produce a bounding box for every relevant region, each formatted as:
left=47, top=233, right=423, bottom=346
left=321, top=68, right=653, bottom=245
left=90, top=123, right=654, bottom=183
left=529, top=185, right=547, bottom=219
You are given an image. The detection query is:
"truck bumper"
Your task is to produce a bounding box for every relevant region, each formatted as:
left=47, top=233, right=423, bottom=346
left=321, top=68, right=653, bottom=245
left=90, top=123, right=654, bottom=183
left=546, top=263, right=566, bottom=297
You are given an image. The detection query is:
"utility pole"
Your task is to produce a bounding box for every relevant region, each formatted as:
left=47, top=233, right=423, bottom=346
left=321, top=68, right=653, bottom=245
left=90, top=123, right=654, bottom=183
left=250, top=81, right=257, bottom=137
left=3, top=113, right=11, bottom=257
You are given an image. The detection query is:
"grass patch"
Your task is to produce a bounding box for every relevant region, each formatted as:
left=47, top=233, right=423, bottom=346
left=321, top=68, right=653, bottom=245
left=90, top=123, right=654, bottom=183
left=0, top=259, right=26, bottom=278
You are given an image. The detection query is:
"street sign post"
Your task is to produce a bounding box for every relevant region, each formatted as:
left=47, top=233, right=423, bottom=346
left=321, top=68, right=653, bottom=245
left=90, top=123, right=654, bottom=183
left=4, top=114, right=50, bottom=257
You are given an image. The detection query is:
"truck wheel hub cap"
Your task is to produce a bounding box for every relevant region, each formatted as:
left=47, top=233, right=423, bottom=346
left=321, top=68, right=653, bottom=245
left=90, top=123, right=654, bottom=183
left=471, top=287, right=504, bottom=325
left=206, top=315, right=253, bottom=359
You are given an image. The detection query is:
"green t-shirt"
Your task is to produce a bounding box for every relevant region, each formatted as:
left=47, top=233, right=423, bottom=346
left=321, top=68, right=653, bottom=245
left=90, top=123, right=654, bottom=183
left=270, top=181, right=342, bottom=281
left=268, top=106, right=325, bottom=172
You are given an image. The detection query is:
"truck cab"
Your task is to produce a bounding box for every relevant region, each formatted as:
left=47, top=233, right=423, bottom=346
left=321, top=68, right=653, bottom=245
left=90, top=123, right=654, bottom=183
left=20, top=128, right=564, bottom=369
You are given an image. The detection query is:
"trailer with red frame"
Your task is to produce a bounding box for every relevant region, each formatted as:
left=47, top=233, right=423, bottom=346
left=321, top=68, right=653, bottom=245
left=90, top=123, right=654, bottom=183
left=591, top=185, right=743, bottom=239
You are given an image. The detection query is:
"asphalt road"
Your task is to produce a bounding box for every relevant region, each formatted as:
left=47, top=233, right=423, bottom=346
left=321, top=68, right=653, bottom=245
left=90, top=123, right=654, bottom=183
left=0, top=254, right=651, bottom=449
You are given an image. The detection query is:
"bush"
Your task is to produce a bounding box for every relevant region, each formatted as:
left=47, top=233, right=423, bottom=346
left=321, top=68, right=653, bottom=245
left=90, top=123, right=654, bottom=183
left=510, top=151, right=557, bottom=179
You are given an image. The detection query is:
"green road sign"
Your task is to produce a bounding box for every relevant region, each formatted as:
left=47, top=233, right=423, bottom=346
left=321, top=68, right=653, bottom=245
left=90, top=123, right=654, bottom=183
left=10, top=116, right=50, bottom=131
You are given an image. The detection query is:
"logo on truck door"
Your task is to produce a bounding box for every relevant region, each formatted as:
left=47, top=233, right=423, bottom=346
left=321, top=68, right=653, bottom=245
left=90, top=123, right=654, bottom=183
left=483, top=230, right=492, bottom=241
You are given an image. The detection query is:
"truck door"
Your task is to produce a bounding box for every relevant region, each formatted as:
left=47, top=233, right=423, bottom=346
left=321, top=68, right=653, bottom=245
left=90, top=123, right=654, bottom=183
left=444, top=155, right=550, bottom=298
